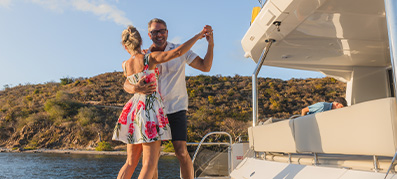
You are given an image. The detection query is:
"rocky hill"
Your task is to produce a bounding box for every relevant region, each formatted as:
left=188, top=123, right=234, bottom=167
left=0, top=72, right=345, bottom=150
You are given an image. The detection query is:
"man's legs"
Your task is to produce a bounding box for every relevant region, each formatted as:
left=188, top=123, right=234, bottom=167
left=173, top=140, right=194, bottom=179
left=167, top=110, right=193, bottom=179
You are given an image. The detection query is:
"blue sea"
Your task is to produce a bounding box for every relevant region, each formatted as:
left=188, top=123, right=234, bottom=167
left=0, top=152, right=180, bottom=179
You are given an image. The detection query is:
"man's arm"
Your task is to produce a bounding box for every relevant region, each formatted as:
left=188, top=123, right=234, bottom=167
left=123, top=77, right=156, bottom=95
left=189, top=26, right=214, bottom=72
left=301, top=107, right=309, bottom=116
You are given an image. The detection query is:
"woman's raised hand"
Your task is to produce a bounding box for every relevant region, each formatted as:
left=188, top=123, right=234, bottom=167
left=204, top=25, right=214, bottom=47
left=198, top=25, right=211, bottom=39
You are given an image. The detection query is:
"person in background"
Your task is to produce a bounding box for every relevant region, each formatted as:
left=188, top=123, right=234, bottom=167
left=113, top=25, right=210, bottom=179
left=301, top=97, right=348, bottom=116
left=123, top=18, right=214, bottom=179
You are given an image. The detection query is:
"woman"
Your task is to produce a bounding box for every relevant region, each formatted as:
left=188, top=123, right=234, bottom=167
left=112, top=25, right=210, bottom=179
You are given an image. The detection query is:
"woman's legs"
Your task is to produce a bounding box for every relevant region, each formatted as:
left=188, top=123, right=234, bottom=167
left=138, top=140, right=161, bottom=179
left=151, top=149, right=161, bottom=179
left=117, top=144, right=143, bottom=179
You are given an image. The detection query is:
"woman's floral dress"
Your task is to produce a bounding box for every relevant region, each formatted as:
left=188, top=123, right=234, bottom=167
left=112, top=54, right=171, bottom=144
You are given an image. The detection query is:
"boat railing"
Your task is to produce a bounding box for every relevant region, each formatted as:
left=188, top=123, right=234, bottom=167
left=252, top=39, right=275, bottom=127
left=187, top=142, right=231, bottom=146
left=190, top=131, right=233, bottom=178
left=385, top=0, right=397, bottom=176
left=256, top=0, right=267, bottom=8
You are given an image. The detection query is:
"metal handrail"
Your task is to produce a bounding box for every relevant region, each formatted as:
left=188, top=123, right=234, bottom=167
left=384, top=0, right=397, bottom=106
left=191, top=131, right=233, bottom=178
left=385, top=151, right=397, bottom=179
left=257, top=0, right=266, bottom=8
left=187, top=142, right=230, bottom=146
left=252, top=39, right=276, bottom=127
left=381, top=0, right=397, bottom=177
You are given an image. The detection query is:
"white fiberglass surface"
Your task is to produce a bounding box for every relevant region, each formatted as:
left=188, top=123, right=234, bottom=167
left=243, top=0, right=390, bottom=70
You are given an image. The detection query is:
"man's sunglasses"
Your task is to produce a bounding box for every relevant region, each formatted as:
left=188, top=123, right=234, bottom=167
left=150, top=29, right=167, bottom=36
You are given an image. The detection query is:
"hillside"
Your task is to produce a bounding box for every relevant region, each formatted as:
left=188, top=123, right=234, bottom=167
left=0, top=72, right=345, bottom=150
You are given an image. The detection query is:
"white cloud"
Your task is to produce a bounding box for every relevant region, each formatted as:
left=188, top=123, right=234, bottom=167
left=28, top=0, right=132, bottom=26
left=71, top=0, right=132, bottom=26
left=0, top=0, right=12, bottom=8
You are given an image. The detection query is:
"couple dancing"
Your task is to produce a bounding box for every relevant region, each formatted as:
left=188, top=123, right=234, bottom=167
left=112, top=18, right=214, bottom=179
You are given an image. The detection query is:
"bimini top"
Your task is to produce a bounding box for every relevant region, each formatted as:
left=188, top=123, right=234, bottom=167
left=242, top=0, right=390, bottom=80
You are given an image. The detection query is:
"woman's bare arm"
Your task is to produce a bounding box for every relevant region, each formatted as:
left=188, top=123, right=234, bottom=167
left=148, top=26, right=210, bottom=67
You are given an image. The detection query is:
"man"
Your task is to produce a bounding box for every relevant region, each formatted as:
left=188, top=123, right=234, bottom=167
left=123, top=18, right=214, bottom=179
left=301, top=97, right=348, bottom=116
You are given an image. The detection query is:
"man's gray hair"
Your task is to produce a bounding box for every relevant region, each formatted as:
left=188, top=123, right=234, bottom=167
left=148, top=18, right=167, bottom=31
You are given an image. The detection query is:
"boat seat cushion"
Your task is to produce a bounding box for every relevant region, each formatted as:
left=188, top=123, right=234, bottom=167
left=249, top=118, right=296, bottom=153
left=249, top=97, right=397, bottom=157
left=294, top=97, right=397, bottom=156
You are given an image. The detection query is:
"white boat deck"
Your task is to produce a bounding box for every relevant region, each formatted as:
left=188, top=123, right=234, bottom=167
left=231, top=158, right=397, bottom=179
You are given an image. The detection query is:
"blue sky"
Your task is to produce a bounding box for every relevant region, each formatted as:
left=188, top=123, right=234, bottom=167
left=0, top=0, right=324, bottom=89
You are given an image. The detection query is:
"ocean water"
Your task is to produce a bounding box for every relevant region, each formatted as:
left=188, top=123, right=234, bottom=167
left=0, top=152, right=180, bottom=179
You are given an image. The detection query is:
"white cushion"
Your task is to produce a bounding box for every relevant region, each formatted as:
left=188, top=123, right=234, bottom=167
left=249, top=119, right=296, bottom=153
left=294, top=97, right=397, bottom=156
left=249, top=97, right=397, bottom=157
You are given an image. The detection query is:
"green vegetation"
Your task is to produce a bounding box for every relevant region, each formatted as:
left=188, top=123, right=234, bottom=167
left=77, top=106, right=100, bottom=126
left=162, top=141, right=175, bottom=152
left=60, top=77, right=75, bottom=85
left=24, top=139, right=38, bottom=150
left=96, top=141, right=113, bottom=151
left=0, top=72, right=345, bottom=150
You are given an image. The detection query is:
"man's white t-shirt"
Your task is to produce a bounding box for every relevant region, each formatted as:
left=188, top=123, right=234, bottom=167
left=149, top=42, right=198, bottom=114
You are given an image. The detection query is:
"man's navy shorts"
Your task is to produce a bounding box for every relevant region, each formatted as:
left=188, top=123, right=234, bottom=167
left=167, top=110, right=187, bottom=141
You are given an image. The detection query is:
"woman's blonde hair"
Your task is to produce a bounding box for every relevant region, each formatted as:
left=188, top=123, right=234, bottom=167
left=121, top=26, right=142, bottom=54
